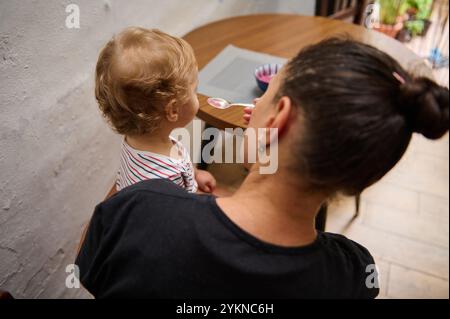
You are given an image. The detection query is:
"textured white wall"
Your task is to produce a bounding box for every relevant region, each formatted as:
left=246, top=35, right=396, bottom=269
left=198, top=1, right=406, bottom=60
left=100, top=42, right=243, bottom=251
left=0, top=0, right=315, bottom=298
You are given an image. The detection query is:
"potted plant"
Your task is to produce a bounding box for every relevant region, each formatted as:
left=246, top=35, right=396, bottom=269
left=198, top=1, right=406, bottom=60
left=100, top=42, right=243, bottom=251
left=374, top=0, right=406, bottom=38
left=401, top=0, right=433, bottom=37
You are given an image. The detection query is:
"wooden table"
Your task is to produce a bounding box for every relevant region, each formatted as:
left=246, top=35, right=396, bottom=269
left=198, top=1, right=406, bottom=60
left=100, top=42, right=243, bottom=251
left=183, top=14, right=420, bottom=130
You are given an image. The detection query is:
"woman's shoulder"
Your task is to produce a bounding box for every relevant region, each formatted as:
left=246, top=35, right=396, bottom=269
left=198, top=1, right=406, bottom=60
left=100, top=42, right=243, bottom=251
left=98, top=179, right=209, bottom=221
left=320, top=231, right=370, bottom=250
left=105, top=179, right=202, bottom=207
left=319, top=231, right=375, bottom=265
left=318, top=231, right=379, bottom=298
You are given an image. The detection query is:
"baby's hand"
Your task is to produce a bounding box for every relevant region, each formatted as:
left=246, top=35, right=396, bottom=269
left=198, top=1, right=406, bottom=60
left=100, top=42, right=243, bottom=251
left=195, top=169, right=217, bottom=193
left=243, top=107, right=253, bottom=124
left=243, top=98, right=259, bottom=124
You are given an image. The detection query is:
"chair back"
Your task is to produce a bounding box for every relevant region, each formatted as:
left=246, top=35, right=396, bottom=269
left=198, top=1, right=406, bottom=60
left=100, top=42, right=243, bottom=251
left=316, top=0, right=369, bottom=25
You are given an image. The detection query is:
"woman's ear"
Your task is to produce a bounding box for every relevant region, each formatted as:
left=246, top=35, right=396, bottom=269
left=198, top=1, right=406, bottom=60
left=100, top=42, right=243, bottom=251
left=268, top=96, right=292, bottom=135
left=165, top=99, right=179, bottom=122
left=260, top=96, right=292, bottom=148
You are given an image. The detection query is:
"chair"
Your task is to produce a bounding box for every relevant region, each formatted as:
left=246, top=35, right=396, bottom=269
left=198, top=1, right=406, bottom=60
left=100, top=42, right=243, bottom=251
left=0, top=289, right=14, bottom=299
left=315, top=0, right=368, bottom=25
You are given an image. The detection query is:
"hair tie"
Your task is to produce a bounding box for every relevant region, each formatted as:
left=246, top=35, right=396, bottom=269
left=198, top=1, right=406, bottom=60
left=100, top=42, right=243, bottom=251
left=393, top=72, right=406, bottom=85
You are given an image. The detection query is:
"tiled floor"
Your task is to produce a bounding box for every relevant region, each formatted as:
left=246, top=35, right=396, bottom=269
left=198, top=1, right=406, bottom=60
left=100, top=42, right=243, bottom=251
left=207, top=132, right=449, bottom=299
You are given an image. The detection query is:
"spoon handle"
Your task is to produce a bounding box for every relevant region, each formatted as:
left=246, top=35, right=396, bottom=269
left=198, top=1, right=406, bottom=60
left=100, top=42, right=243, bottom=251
left=229, top=103, right=255, bottom=108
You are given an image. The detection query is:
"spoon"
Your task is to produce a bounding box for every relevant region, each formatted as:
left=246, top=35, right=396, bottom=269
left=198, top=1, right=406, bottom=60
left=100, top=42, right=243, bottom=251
left=207, top=97, right=254, bottom=110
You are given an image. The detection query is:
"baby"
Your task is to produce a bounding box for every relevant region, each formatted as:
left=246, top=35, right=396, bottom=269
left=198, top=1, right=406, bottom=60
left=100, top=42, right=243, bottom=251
left=95, top=27, right=216, bottom=193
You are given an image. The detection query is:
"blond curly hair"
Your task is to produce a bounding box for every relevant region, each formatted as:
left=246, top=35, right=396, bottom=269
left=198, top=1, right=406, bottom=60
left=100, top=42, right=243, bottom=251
left=95, top=27, right=197, bottom=135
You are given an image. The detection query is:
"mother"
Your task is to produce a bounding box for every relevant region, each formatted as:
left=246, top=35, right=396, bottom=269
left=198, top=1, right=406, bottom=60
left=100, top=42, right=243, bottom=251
left=76, top=38, right=449, bottom=298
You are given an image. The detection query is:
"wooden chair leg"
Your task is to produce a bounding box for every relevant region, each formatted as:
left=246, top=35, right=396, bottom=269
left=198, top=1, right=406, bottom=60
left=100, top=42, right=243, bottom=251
left=354, top=193, right=361, bottom=218
left=354, top=0, right=368, bottom=25
left=198, top=122, right=219, bottom=170
left=315, top=203, right=328, bottom=231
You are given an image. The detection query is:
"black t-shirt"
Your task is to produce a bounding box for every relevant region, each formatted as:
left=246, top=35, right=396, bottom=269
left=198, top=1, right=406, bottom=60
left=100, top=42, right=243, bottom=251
left=75, top=179, right=379, bottom=299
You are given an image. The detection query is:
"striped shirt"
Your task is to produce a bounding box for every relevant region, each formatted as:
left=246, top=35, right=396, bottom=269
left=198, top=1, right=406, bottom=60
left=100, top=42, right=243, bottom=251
left=116, top=137, right=198, bottom=193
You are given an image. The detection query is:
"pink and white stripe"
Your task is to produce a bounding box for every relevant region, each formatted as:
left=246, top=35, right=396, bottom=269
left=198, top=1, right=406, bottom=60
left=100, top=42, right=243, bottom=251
left=116, top=137, right=198, bottom=193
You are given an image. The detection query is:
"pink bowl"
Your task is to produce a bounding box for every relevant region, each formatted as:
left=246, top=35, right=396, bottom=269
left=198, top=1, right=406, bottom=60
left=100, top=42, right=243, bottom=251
left=254, top=63, right=283, bottom=92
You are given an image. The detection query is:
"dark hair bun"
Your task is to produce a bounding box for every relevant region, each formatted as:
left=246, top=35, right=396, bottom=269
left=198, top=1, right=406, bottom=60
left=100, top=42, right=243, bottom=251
left=399, top=77, right=449, bottom=139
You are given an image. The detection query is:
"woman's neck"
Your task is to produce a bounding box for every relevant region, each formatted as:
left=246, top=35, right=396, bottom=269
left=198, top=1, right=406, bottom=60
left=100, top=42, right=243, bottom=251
left=216, top=165, right=325, bottom=247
